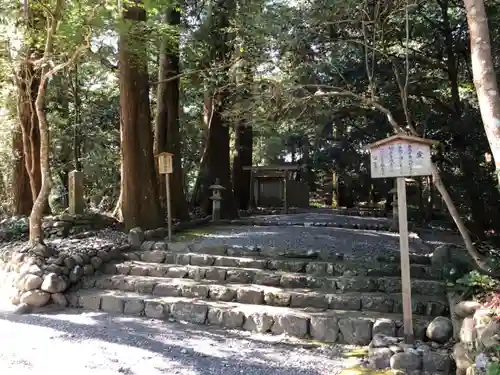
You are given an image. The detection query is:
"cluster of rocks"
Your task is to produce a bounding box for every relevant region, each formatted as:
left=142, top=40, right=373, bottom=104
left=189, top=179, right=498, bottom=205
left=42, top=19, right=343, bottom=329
left=0, top=213, right=119, bottom=241
left=451, top=300, right=500, bottom=375
left=0, top=230, right=129, bottom=310
left=366, top=316, right=454, bottom=374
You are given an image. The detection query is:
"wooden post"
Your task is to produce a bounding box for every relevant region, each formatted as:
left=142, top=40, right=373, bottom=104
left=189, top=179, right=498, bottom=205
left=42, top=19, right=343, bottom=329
left=365, top=134, right=437, bottom=345
left=165, top=173, right=172, bottom=242
left=397, top=177, right=413, bottom=343
left=157, top=152, right=173, bottom=242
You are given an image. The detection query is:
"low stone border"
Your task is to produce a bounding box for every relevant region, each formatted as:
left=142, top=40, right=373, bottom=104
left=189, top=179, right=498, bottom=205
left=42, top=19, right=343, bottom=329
left=0, top=213, right=119, bottom=241
left=0, top=238, right=129, bottom=310
left=367, top=333, right=453, bottom=374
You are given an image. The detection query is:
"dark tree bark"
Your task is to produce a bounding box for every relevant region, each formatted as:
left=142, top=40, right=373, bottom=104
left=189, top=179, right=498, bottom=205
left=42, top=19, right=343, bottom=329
left=12, top=2, right=51, bottom=216
left=191, top=0, right=237, bottom=218
left=15, top=59, right=43, bottom=211
left=231, top=59, right=253, bottom=210
left=12, top=129, right=33, bottom=215
left=119, top=2, right=163, bottom=230
left=154, top=7, right=189, bottom=221
left=232, top=121, right=253, bottom=210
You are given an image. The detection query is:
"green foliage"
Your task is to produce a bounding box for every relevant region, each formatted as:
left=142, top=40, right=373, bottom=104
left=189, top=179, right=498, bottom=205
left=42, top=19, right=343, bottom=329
left=0, top=0, right=496, bottom=233
left=454, top=271, right=499, bottom=298
left=488, top=360, right=500, bottom=375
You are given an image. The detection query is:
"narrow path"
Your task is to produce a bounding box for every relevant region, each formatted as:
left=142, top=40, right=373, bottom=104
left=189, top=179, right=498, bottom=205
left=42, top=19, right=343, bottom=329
left=0, top=309, right=360, bottom=375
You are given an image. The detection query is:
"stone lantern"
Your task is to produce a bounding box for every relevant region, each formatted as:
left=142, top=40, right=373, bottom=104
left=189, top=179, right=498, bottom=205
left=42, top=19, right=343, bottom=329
left=209, top=178, right=225, bottom=222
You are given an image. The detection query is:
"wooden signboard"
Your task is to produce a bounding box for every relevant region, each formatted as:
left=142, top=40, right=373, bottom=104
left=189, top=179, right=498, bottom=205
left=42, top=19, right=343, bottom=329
left=365, top=134, right=437, bottom=344
left=158, top=152, right=173, bottom=175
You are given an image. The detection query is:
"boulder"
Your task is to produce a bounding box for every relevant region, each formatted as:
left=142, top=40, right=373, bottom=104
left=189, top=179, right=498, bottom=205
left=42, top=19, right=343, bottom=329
left=372, top=318, right=396, bottom=337
left=431, top=244, right=475, bottom=280
left=455, top=300, right=482, bottom=319
left=20, top=290, right=51, bottom=307
left=41, top=272, right=68, bottom=293
left=390, top=351, right=421, bottom=371
left=128, top=227, right=145, bottom=249
left=338, top=317, right=373, bottom=345
left=21, top=274, right=43, bottom=291
left=369, top=347, right=393, bottom=369
left=426, top=316, right=453, bottom=343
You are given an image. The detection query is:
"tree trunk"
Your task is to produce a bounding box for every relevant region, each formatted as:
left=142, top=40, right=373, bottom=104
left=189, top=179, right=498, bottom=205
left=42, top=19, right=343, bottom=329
left=191, top=0, right=237, bottom=218
left=193, top=106, right=237, bottom=218
left=16, top=59, right=43, bottom=211
left=463, top=0, right=500, bottom=186
left=119, top=2, right=163, bottom=230
left=12, top=129, right=33, bottom=215
left=154, top=7, right=189, bottom=222
left=232, top=120, right=253, bottom=210
left=12, top=4, right=47, bottom=216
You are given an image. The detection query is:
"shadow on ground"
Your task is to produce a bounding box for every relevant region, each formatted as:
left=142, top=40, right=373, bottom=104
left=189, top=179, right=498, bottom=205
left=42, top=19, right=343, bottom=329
left=0, top=308, right=357, bottom=374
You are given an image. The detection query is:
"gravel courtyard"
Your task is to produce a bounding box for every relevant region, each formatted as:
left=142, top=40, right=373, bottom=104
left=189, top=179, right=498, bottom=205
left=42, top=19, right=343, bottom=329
left=0, top=308, right=360, bottom=374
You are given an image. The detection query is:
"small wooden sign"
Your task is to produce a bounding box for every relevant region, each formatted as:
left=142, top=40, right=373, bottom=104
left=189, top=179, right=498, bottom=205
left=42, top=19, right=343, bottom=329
left=366, top=135, right=434, bottom=178
left=158, top=152, right=173, bottom=174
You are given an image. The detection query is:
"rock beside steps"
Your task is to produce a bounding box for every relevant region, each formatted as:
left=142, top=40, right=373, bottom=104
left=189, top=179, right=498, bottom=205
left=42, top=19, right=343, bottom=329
left=68, top=242, right=448, bottom=344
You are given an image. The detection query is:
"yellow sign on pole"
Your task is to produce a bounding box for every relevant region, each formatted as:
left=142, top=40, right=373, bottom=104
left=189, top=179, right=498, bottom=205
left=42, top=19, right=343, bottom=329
left=158, top=152, right=173, bottom=175
left=157, top=152, right=173, bottom=242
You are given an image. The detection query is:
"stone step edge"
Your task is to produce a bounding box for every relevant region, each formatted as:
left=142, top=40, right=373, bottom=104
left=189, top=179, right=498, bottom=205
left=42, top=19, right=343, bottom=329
left=127, top=249, right=438, bottom=280
left=104, top=261, right=447, bottom=296
left=135, top=241, right=432, bottom=266
left=227, top=218, right=396, bottom=230
left=69, top=289, right=432, bottom=345
left=88, top=274, right=448, bottom=316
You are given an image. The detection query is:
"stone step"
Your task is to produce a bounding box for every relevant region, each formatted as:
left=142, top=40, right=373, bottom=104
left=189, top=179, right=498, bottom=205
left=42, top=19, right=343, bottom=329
left=103, top=261, right=447, bottom=296
left=69, top=288, right=434, bottom=345
left=88, top=274, right=448, bottom=316
left=136, top=241, right=432, bottom=265
left=125, top=249, right=438, bottom=280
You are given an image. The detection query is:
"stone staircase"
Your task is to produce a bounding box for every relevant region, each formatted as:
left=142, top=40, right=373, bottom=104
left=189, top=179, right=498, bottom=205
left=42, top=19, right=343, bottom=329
left=68, top=240, right=448, bottom=345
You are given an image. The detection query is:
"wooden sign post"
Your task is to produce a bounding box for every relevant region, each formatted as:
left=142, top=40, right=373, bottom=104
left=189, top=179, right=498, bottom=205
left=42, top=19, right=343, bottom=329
left=158, top=152, right=173, bottom=242
left=365, top=134, right=436, bottom=344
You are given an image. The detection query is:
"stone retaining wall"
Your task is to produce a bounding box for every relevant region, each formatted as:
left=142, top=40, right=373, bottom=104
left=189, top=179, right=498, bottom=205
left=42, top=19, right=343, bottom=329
left=0, top=239, right=129, bottom=311
left=0, top=213, right=119, bottom=241
left=0, top=216, right=214, bottom=311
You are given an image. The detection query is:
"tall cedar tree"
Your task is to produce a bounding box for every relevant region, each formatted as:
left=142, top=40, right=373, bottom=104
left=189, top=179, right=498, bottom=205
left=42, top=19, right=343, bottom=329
left=119, top=2, right=163, bottom=230
left=154, top=6, right=190, bottom=221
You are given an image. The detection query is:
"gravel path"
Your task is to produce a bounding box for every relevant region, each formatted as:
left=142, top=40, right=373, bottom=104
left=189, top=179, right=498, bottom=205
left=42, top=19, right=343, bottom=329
left=0, top=308, right=360, bottom=375
left=192, top=225, right=432, bottom=259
